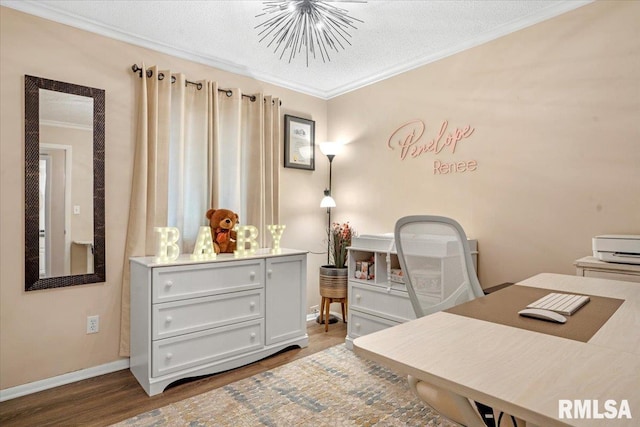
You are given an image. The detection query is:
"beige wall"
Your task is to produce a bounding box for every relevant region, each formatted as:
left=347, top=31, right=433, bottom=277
left=328, top=0, right=640, bottom=287
left=1, top=1, right=639, bottom=391
left=0, top=6, right=328, bottom=390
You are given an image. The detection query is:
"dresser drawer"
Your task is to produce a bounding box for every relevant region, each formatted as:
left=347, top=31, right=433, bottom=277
left=152, top=260, right=264, bottom=303
left=350, top=282, right=416, bottom=322
left=152, top=319, right=263, bottom=377
left=348, top=310, right=401, bottom=339
left=152, top=289, right=263, bottom=340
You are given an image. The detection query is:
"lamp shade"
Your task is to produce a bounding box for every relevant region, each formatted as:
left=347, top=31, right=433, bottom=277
left=319, top=141, right=343, bottom=157
left=320, top=195, right=336, bottom=208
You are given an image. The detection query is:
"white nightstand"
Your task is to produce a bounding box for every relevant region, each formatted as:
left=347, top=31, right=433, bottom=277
left=345, top=234, right=478, bottom=350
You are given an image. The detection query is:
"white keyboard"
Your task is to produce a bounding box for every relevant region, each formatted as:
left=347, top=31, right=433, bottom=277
left=527, top=293, right=590, bottom=315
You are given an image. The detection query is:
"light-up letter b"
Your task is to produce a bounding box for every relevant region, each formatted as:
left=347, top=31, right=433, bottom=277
left=267, top=224, right=286, bottom=254
left=154, top=227, right=180, bottom=263
left=234, top=225, right=259, bottom=258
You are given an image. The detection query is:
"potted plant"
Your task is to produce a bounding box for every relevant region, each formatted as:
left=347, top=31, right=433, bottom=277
left=318, top=222, right=355, bottom=329
left=326, top=222, right=353, bottom=269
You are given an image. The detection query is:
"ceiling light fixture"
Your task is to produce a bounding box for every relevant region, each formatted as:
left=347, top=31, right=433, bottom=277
left=255, top=0, right=364, bottom=66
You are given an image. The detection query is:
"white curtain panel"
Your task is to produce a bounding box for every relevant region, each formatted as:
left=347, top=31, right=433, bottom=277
left=119, top=64, right=281, bottom=356
left=212, top=88, right=243, bottom=217
left=167, top=73, right=209, bottom=253
left=211, top=88, right=281, bottom=246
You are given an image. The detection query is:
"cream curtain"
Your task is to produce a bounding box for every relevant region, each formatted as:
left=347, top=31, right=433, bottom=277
left=211, top=89, right=281, bottom=244
left=119, top=64, right=281, bottom=356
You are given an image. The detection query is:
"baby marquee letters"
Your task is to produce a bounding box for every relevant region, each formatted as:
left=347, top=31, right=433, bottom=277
left=154, top=225, right=286, bottom=263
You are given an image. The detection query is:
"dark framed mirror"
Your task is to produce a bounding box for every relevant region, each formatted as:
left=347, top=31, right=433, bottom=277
left=25, top=75, right=106, bottom=291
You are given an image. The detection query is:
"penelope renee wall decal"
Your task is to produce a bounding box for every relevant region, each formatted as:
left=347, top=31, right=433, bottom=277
left=387, top=119, right=477, bottom=175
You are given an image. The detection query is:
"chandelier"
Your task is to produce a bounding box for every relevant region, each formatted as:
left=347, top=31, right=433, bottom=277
left=255, top=0, right=364, bottom=66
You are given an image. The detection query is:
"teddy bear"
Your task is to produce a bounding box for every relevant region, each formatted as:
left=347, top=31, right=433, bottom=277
left=206, top=208, right=239, bottom=254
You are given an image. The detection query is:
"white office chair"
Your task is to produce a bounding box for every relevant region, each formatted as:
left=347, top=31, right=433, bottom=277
left=395, top=216, right=524, bottom=427
left=395, top=215, right=483, bottom=317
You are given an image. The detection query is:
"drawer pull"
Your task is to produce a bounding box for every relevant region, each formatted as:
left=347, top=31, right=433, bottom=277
left=250, top=271, right=256, bottom=280
left=166, top=353, right=173, bottom=360
left=250, top=301, right=256, bottom=309
left=250, top=332, right=256, bottom=339
left=165, top=280, right=173, bottom=288
left=355, top=294, right=361, bottom=301
left=267, top=269, right=273, bottom=278
left=355, top=323, right=361, bottom=330
left=165, top=316, right=173, bottom=323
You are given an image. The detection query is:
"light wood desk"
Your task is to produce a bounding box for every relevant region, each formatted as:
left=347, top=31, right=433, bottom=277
left=354, top=273, right=640, bottom=427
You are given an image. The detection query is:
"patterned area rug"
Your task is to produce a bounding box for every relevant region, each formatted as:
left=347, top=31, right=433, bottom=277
left=113, top=344, right=456, bottom=427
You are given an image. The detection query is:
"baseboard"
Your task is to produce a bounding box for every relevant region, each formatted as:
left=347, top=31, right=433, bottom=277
left=2, top=314, right=346, bottom=401
left=0, top=358, right=130, bottom=402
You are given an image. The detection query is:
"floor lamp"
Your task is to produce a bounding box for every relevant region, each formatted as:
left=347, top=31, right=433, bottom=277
left=319, top=142, right=341, bottom=264
left=318, top=142, right=341, bottom=325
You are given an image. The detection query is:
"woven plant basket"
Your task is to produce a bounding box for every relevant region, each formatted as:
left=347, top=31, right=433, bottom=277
left=319, top=265, right=348, bottom=299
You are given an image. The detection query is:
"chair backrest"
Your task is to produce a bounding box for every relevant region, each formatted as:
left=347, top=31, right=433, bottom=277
left=395, top=215, right=483, bottom=318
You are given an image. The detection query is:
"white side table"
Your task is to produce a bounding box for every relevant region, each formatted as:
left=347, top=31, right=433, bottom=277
left=574, top=256, right=640, bottom=283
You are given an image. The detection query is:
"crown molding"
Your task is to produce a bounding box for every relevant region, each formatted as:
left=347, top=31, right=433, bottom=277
left=324, top=0, right=594, bottom=99
left=40, top=119, right=92, bottom=131
left=1, top=0, right=328, bottom=99
left=2, top=0, right=593, bottom=101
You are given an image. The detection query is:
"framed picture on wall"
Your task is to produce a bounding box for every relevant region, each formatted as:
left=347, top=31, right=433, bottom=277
left=284, top=114, right=315, bottom=170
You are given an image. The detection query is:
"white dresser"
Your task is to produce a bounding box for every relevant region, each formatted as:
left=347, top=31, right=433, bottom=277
left=345, top=234, right=477, bottom=350
left=130, top=248, right=308, bottom=395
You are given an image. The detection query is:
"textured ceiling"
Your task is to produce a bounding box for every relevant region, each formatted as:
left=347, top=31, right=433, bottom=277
left=40, top=89, right=93, bottom=130
left=3, top=0, right=592, bottom=99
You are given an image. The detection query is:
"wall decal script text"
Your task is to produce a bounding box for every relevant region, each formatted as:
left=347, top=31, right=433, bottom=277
left=387, top=119, right=474, bottom=160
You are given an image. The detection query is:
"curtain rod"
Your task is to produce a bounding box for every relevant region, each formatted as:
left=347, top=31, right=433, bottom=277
left=131, top=64, right=271, bottom=103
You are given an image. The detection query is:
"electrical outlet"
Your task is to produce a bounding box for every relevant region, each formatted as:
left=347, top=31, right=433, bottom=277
left=310, top=305, right=319, bottom=314
left=87, top=315, right=99, bottom=334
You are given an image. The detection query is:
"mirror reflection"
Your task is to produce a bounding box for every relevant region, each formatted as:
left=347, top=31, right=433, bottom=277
left=39, top=89, right=95, bottom=277
left=25, top=75, right=106, bottom=291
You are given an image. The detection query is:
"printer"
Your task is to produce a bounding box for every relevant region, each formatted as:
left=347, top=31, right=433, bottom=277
left=592, top=235, right=640, bottom=265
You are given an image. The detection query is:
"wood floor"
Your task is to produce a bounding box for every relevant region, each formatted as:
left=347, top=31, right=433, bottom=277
left=0, top=320, right=347, bottom=427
